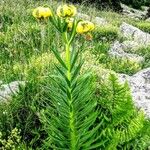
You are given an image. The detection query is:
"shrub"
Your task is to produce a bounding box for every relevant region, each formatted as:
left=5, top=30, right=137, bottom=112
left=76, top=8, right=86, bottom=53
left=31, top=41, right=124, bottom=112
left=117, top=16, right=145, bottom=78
left=106, top=57, right=142, bottom=75
left=0, top=83, right=46, bottom=149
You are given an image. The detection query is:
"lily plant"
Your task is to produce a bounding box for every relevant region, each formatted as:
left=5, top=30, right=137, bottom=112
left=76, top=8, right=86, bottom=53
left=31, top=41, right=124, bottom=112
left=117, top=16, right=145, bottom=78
left=32, top=4, right=100, bottom=150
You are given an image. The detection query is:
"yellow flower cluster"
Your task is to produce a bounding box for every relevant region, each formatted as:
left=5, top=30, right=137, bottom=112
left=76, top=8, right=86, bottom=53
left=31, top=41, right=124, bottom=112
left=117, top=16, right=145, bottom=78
left=76, top=21, right=95, bottom=34
left=32, top=4, right=95, bottom=34
left=57, top=4, right=77, bottom=18
left=32, top=7, right=52, bottom=19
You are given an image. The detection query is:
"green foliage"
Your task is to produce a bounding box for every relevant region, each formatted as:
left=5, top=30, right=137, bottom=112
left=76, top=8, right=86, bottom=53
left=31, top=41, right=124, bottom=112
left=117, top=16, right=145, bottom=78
left=0, top=128, right=21, bottom=150
left=93, top=25, right=119, bottom=41
left=0, top=12, right=13, bottom=32
left=0, top=81, right=48, bottom=149
left=92, top=42, right=142, bottom=75
left=121, top=0, right=146, bottom=9
left=38, top=12, right=100, bottom=148
left=68, top=0, right=149, bottom=10
left=133, top=22, right=150, bottom=33
left=0, top=23, right=48, bottom=64
left=0, top=0, right=150, bottom=149
left=13, top=52, right=55, bottom=81
left=134, top=46, right=150, bottom=68
left=95, top=74, right=150, bottom=149
left=106, top=57, right=142, bottom=75
left=40, top=54, right=100, bottom=149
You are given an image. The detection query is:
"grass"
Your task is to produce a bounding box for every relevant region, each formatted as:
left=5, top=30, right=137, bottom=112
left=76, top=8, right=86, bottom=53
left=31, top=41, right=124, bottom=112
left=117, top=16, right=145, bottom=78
left=0, top=0, right=150, bottom=149
left=132, top=21, right=150, bottom=33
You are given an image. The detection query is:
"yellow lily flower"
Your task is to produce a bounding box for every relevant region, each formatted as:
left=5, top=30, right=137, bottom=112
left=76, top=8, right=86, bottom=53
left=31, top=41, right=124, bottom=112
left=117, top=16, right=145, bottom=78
left=76, top=21, right=95, bottom=34
left=32, top=7, right=52, bottom=19
left=57, top=4, right=77, bottom=18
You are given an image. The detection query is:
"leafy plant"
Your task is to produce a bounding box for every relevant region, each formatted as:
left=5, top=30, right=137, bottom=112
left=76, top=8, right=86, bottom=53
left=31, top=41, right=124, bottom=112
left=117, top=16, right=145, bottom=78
left=134, top=46, right=150, bottom=68
left=0, top=81, right=47, bottom=149
left=31, top=4, right=101, bottom=149
left=95, top=74, right=150, bottom=149
left=0, top=128, right=21, bottom=150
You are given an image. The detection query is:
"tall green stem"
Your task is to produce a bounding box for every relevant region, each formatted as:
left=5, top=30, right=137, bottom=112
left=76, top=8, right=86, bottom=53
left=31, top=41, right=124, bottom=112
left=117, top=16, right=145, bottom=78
left=65, top=43, right=71, bottom=81
left=65, top=34, right=76, bottom=150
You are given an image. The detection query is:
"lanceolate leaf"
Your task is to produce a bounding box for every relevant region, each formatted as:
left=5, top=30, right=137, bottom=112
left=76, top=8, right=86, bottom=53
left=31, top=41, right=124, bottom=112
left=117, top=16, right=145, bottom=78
left=51, top=47, right=68, bottom=70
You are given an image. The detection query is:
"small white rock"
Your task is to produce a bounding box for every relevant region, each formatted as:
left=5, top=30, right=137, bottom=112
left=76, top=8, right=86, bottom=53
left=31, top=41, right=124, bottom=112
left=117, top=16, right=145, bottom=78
left=120, top=22, right=150, bottom=46
left=0, top=81, right=25, bottom=102
left=109, top=41, right=144, bottom=63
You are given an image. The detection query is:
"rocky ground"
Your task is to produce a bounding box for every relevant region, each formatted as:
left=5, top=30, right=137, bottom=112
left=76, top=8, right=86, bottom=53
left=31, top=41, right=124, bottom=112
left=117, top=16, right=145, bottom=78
left=110, top=22, right=150, bottom=118
left=119, top=69, right=150, bottom=118
left=121, top=3, right=149, bottom=20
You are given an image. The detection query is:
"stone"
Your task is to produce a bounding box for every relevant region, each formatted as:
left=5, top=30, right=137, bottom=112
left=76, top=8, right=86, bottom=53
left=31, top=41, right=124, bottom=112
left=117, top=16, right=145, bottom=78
left=120, top=22, right=150, bottom=46
left=121, top=40, right=141, bottom=52
left=0, top=81, right=25, bottom=102
left=146, top=7, right=150, bottom=18
left=142, top=6, right=149, bottom=13
left=118, top=68, right=150, bottom=118
left=109, top=41, right=144, bottom=63
left=121, top=3, right=148, bottom=20
left=146, top=18, right=150, bottom=22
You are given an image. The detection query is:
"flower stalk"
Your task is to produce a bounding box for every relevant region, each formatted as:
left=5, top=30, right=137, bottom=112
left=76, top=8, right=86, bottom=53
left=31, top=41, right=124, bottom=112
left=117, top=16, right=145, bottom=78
left=64, top=32, right=76, bottom=149
left=65, top=43, right=71, bottom=80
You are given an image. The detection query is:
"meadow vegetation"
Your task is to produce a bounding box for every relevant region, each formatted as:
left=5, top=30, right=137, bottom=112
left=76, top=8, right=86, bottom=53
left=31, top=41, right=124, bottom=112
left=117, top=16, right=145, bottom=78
left=0, top=0, right=150, bottom=149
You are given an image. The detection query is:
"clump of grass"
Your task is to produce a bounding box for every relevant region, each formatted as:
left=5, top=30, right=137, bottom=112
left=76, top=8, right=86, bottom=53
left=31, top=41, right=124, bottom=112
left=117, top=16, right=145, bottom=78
left=134, top=46, right=150, bottom=68
left=93, top=25, right=119, bottom=41
left=132, top=21, right=150, bottom=33
left=13, top=52, right=55, bottom=81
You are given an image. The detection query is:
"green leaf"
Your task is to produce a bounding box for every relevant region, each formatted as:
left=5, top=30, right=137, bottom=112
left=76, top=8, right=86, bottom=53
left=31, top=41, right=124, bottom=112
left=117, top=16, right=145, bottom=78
left=51, top=47, right=67, bottom=70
